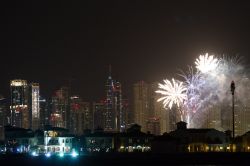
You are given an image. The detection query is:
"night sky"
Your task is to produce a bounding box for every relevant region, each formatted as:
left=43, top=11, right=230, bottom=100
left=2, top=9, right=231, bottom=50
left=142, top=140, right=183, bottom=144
left=1, top=0, right=250, bottom=101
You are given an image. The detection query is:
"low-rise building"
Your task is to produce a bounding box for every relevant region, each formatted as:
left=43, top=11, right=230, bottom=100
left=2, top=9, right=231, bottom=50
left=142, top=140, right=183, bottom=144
left=117, top=124, right=152, bottom=152
left=38, top=125, right=74, bottom=154
left=151, top=122, right=231, bottom=153
left=151, top=133, right=178, bottom=153
left=82, top=128, right=115, bottom=153
left=82, top=124, right=153, bottom=153
left=4, top=125, right=75, bottom=155
left=4, top=125, right=36, bottom=153
left=240, top=131, right=250, bottom=152
left=170, top=122, right=230, bottom=152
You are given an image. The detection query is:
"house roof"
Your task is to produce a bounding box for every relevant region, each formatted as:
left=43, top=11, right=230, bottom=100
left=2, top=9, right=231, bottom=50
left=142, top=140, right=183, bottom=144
left=44, top=125, right=68, bottom=132
left=152, top=134, right=177, bottom=142
left=186, top=128, right=215, bottom=133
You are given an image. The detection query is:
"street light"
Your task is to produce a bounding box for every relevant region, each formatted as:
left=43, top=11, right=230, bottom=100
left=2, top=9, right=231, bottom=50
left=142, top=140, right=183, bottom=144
left=231, top=81, right=235, bottom=139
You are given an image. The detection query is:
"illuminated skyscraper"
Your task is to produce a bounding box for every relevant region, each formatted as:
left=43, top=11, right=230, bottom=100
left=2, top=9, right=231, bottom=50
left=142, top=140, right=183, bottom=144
left=50, top=86, right=70, bottom=129
left=121, top=99, right=129, bottom=132
left=70, top=96, right=93, bottom=135
left=221, top=101, right=250, bottom=137
left=70, top=96, right=83, bottom=135
left=39, top=96, right=49, bottom=129
left=93, top=101, right=105, bottom=130
left=0, top=95, right=8, bottom=140
left=133, top=81, right=172, bottom=134
left=83, top=102, right=93, bottom=130
left=150, top=82, right=171, bottom=134
left=133, top=81, right=149, bottom=132
left=10, top=80, right=29, bottom=128
left=105, top=67, right=114, bottom=131
left=29, top=83, right=40, bottom=131
left=203, top=105, right=222, bottom=130
left=113, top=81, right=123, bottom=132
left=70, top=96, right=79, bottom=134
left=104, top=67, right=123, bottom=132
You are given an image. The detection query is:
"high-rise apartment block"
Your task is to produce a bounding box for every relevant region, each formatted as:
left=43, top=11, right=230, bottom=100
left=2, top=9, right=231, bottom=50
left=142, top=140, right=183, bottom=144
left=93, top=101, right=105, bottom=130
left=10, top=80, right=29, bottom=128
left=133, top=81, right=149, bottom=132
left=29, top=83, right=40, bottom=130
left=133, top=81, right=173, bottom=134
left=50, top=86, right=70, bottom=129
left=70, top=96, right=91, bottom=135
left=221, top=100, right=250, bottom=136
left=0, top=95, right=8, bottom=140
left=39, top=96, right=49, bottom=129
left=81, top=101, right=92, bottom=131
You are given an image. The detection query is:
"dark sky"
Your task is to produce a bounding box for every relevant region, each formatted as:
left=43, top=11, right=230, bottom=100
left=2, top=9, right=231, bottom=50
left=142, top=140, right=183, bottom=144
left=1, top=0, right=250, bottom=101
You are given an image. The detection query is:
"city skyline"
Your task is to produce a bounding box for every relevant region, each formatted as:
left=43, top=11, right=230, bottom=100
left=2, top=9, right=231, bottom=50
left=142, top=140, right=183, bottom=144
left=1, top=0, right=250, bottom=140
left=2, top=1, right=250, bottom=164
left=2, top=1, right=250, bottom=101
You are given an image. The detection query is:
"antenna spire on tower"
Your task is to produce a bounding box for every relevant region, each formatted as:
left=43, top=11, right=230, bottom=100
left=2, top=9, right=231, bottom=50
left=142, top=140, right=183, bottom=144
left=109, top=64, right=112, bottom=78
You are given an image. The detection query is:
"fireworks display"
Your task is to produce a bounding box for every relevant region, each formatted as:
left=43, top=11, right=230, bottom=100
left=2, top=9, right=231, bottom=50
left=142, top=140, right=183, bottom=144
left=155, top=78, right=187, bottom=109
left=195, top=53, right=219, bottom=73
left=156, top=53, right=250, bottom=128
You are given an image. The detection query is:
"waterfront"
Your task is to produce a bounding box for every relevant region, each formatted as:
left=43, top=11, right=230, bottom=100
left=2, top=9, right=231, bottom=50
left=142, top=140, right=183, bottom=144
left=1, top=153, right=250, bottom=165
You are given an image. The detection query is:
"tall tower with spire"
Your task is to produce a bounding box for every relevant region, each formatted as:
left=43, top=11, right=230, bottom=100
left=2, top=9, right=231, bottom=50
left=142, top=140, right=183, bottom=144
left=104, top=65, right=123, bottom=132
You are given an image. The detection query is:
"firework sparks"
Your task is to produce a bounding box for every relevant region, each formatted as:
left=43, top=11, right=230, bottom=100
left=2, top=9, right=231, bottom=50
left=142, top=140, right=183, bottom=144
left=157, top=53, right=250, bottom=128
left=179, top=67, right=202, bottom=112
left=155, top=78, right=187, bottom=109
left=195, top=53, right=219, bottom=73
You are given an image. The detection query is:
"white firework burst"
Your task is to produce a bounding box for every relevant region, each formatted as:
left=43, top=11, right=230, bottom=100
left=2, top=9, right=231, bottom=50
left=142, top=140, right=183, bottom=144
left=155, top=78, right=187, bottom=109
left=195, top=53, right=219, bottom=73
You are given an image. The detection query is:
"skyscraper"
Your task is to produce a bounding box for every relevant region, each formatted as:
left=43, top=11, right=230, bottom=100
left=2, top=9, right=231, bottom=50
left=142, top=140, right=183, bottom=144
left=104, top=66, right=123, bottom=132
left=105, top=67, right=114, bottom=131
left=39, top=96, right=49, bottom=129
left=50, top=86, right=70, bottom=129
left=133, top=81, right=172, bottom=134
left=10, top=80, right=29, bottom=128
left=113, top=81, right=123, bottom=132
left=93, top=101, right=105, bottom=130
left=121, top=99, right=129, bottom=132
left=150, top=82, right=171, bottom=134
left=82, top=101, right=92, bottom=130
left=29, top=83, right=40, bottom=131
left=203, top=105, right=222, bottom=130
left=0, top=95, right=8, bottom=140
left=70, top=96, right=85, bottom=135
left=133, top=81, right=149, bottom=132
left=221, top=100, right=250, bottom=136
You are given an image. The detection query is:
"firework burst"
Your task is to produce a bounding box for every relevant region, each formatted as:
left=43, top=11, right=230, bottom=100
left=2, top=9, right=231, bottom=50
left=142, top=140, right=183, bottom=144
left=155, top=78, right=187, bottom=109
left=195, top=53, right=219, bottom=73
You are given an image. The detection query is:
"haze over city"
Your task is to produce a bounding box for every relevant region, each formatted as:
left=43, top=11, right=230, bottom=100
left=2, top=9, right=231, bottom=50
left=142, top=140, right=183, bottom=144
left=2, top=1, right=250, bottom=165
left=1, top=0, right=250, bottom=101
